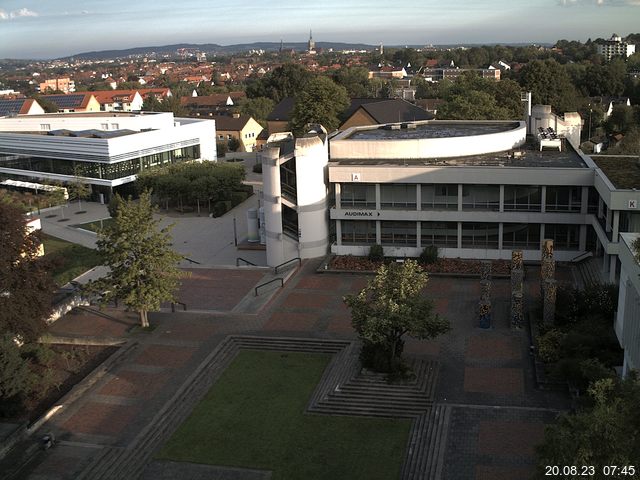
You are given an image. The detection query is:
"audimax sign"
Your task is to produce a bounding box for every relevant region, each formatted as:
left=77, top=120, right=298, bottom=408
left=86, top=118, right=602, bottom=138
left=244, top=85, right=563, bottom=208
left=344, top=211, right=381, bottom=217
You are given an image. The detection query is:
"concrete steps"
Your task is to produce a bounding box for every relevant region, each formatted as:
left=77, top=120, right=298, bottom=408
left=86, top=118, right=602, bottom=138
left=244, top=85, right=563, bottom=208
left=577, top=257, right=604, bottom=288
left=401, top=405, right=451, bottom=480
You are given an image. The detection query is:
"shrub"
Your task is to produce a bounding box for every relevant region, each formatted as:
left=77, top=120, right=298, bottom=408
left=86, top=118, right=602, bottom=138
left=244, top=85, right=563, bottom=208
left=252, top=163, right=263, bottom=173
left=237, top=184, right=254, bottom=195
left=230, top=191, right=248, bottom=207
left=537, top=329, right=566, bottom=363
left=212, top=200, right=232, bottom=217
left=368, top=244, right=384, bottom=262
left=419, top=245, right=439, bottom=265
left=22, top=343, right=55, bottom=367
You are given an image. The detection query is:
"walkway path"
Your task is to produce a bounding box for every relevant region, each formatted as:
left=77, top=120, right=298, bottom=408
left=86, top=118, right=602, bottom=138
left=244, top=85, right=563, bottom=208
left=10, top=260, right=570, bottom=480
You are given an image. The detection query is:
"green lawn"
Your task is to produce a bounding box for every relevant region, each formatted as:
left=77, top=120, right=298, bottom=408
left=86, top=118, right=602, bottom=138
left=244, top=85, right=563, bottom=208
left=74, top=217, right=115, bottom=233
left=41, top=234, right=102, bottom=286
left=158, top=350, right=411, bottom=480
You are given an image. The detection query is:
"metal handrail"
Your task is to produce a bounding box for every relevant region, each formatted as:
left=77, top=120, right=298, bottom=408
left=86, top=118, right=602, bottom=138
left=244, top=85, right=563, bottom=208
left=274, top=257, right=301, bottom=274
left=184, top=257, right=201, bottom=265
left=254, top=278, right=284, bottom=296
left=236, top=257, right=257, bottom=266
left=570, top=251, right=593, bottom=263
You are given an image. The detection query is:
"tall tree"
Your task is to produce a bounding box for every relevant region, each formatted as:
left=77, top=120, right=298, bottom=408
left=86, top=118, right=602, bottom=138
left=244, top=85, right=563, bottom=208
left=246, top=63, right=313, bottom=103
left=238, top=96, right=275, bottom=126
left=534, top=374, right=640, bottom=476
left=87, top=192, right=185, bottom=327
left=518, top=59, right=578, bottom=113
left=0, top=203, right=54, bottom=341
left=289, top=76, right=349, bottom=134
left=68, top=168, right=92, bottom=211
left=333, top=66, right=371, bottom=98
left=344, top=260, right=450, bottom=374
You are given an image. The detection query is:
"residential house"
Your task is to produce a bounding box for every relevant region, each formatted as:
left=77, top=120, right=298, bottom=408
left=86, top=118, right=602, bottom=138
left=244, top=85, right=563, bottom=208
left=180, top=92, right=246, bottom=117
left=92, top=90, right=144, bottom=112
left=39, top=77, right=75, bottom=94
left=0, top=98, right=45, bottom=117
left=39, top=93, right=101, bottom=113
left=214, top=114, right=263, bottom=152
left=266, top=97, right=296, bottom=134
left=339, top=99, right=434, bottom=130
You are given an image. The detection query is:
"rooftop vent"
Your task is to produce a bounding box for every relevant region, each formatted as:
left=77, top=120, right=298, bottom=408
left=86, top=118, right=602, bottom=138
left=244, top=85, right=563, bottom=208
left=383, top=124, right=401, bottom=130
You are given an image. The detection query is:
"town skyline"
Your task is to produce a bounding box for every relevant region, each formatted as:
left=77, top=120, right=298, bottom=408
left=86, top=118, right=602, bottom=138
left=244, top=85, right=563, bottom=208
left=1, top=0, right=640, bottom=59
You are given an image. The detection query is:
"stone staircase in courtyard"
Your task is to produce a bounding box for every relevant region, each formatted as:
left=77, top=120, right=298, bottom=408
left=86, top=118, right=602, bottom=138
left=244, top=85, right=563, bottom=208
left=576, top=257, right=605, bottom=288
left=74, top=336, right=448, bottom=480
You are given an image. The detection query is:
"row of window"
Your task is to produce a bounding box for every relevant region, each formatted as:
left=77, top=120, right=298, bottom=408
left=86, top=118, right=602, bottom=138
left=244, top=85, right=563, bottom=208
left=0, top=145, right=200, bottom=181
left=339, top=183, right=599, bottom=213
left=340, top=221, right=581, bottom=250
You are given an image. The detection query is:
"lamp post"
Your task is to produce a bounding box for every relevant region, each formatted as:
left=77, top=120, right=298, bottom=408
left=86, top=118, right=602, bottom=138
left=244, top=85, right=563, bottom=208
left=588, top=107, right=593, bottom=142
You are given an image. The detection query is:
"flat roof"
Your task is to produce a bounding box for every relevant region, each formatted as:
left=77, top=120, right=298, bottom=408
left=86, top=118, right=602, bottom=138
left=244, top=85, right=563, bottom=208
left=11, top=112, right=160, bottom=119
left=592, top=155, right=640, bottom=189
left=344, top=121, right=520, bottom=140
left=330, top=139, right=588, bottom=169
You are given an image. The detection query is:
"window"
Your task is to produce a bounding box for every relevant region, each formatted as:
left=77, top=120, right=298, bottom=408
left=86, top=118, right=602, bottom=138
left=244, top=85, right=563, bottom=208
left=544, top=224, right=580, bottom=250
left=546, top=186, right=581, bottom=212
left=503, top=223, right=540, bottom=249
left=218, top=135, right=224, bottom=140
left=421, top=184, right=457, bottom=210
left=381, top=221, right=416, bottom=246
left=504, top=186, right=541, bottom=212
left=227, top=134, right=232, bottom=140
left=111, top=123, right=119, bottom=130
left=40, top=124, right=51, bottom=131
left=461, top=223, right=499, bottom=248
left=341, top=220, right=376, bottom=245
left=462, top=185, right=500, bottom=211
left=421, top=222, right=458, bottom=247
left=341, top=183, right=376, bottom=209
left=101, top=123, right=109, bottom=130
left=380, top=184, right=416, bottom=209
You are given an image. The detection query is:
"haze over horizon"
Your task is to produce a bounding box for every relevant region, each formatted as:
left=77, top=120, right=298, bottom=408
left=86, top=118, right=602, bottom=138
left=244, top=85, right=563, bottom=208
left=1, top=0, right=639, bottom=60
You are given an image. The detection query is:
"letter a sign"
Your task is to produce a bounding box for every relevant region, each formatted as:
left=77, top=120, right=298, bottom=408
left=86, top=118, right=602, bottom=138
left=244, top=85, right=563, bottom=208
left=351, top=173, right=361, bottom=182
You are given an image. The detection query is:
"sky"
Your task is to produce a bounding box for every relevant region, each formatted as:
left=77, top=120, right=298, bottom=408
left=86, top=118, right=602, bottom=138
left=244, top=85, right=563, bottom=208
left=1, top=0, right=639, bottom=59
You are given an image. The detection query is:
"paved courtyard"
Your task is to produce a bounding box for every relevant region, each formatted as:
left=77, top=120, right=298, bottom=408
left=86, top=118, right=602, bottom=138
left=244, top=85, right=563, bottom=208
left=8, top=259, right=571, bottom=480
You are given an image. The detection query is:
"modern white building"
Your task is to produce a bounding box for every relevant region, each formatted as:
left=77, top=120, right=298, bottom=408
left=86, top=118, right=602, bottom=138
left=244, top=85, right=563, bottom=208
left=597, top=34, right=636, bottom=61
left=0, top=111, right=216, bottom=200
left=260, top=105, right=640, bottom=288
left=615, top=233, right=640, bottom=376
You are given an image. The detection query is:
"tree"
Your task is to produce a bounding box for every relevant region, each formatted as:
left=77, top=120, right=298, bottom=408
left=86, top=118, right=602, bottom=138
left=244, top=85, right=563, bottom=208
left=289, top=76, right=349, bottom=135
left=0, top=203, right=54, bottom=341
left=87, top=192, right=185, bottom=328
left=518, top=59, right=578, bottom=113
left=245, top=63, right=313, bottom=102
left=228, top=137, right=241, bottom=152
left=343, top=260, right=450, bottom=374
left=0, top=334, right=36, bottom=415
left=68, top=169, right=92, bottom=211
left=238, top=96, right=275, bottom=126
left=107, top=193, right=123, bottom=218
left=333, top=66, right=373, bottom=97
left=534, top=374, right=640, bottom=477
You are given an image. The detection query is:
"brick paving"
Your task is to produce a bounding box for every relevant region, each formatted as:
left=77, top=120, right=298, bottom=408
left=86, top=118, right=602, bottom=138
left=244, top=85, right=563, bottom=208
left=175, top=268, right=265, bottom=311
left=19, top=260, right=575, bottom=480
left=62, top=402, right=141, bottom=437
left=48, top=308, right=138, bottom=338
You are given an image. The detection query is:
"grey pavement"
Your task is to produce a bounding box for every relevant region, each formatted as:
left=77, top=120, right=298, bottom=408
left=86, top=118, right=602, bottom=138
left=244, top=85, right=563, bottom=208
left=37, top=163, right=267, bottom=268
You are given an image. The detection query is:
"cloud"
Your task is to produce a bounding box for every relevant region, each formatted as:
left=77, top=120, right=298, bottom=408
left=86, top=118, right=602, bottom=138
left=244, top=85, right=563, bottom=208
left=0, top=7, right=38, bottom=20
left=558, top=0, right=640, bottom=5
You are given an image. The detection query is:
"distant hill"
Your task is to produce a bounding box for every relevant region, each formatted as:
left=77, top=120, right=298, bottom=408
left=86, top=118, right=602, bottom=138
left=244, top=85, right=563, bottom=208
left=63, top=42, right=377, bottom=60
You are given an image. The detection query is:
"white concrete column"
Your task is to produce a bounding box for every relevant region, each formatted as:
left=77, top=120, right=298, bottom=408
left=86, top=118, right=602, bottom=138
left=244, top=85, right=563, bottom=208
left=376, top=220, right=381, bottom=244
left=498, top=223, right=504, bottom=251
left=457, top=184, right=463, bottom=211
left=416, top=184, right=421, bottom=211
left=606, top=207, right=612, bottom=233
left=613, top=211, right=620, bottom=240
left=262, top=147, right=285, bottom=267
left=416, top=221, right=421, bottom=249
left=375, top=184, right=381, bottom=210
left=579, top=225, right=587, bottom=251
left=335, top=183, right=341, bottom=209
left=540, top=186, right=546, bottom=213
left=336, top=220, right=342, bottom=246
left=610, top=255, right=617, bottom=283
left=499, top=185, right=505, bottom=213
left=581, top=186, right=589, bottom=214
left=540, top=224, right=545, bottom=250
left=294, top=136, right=330, bottom=260
left=457, top=222, right=462, bottom=249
